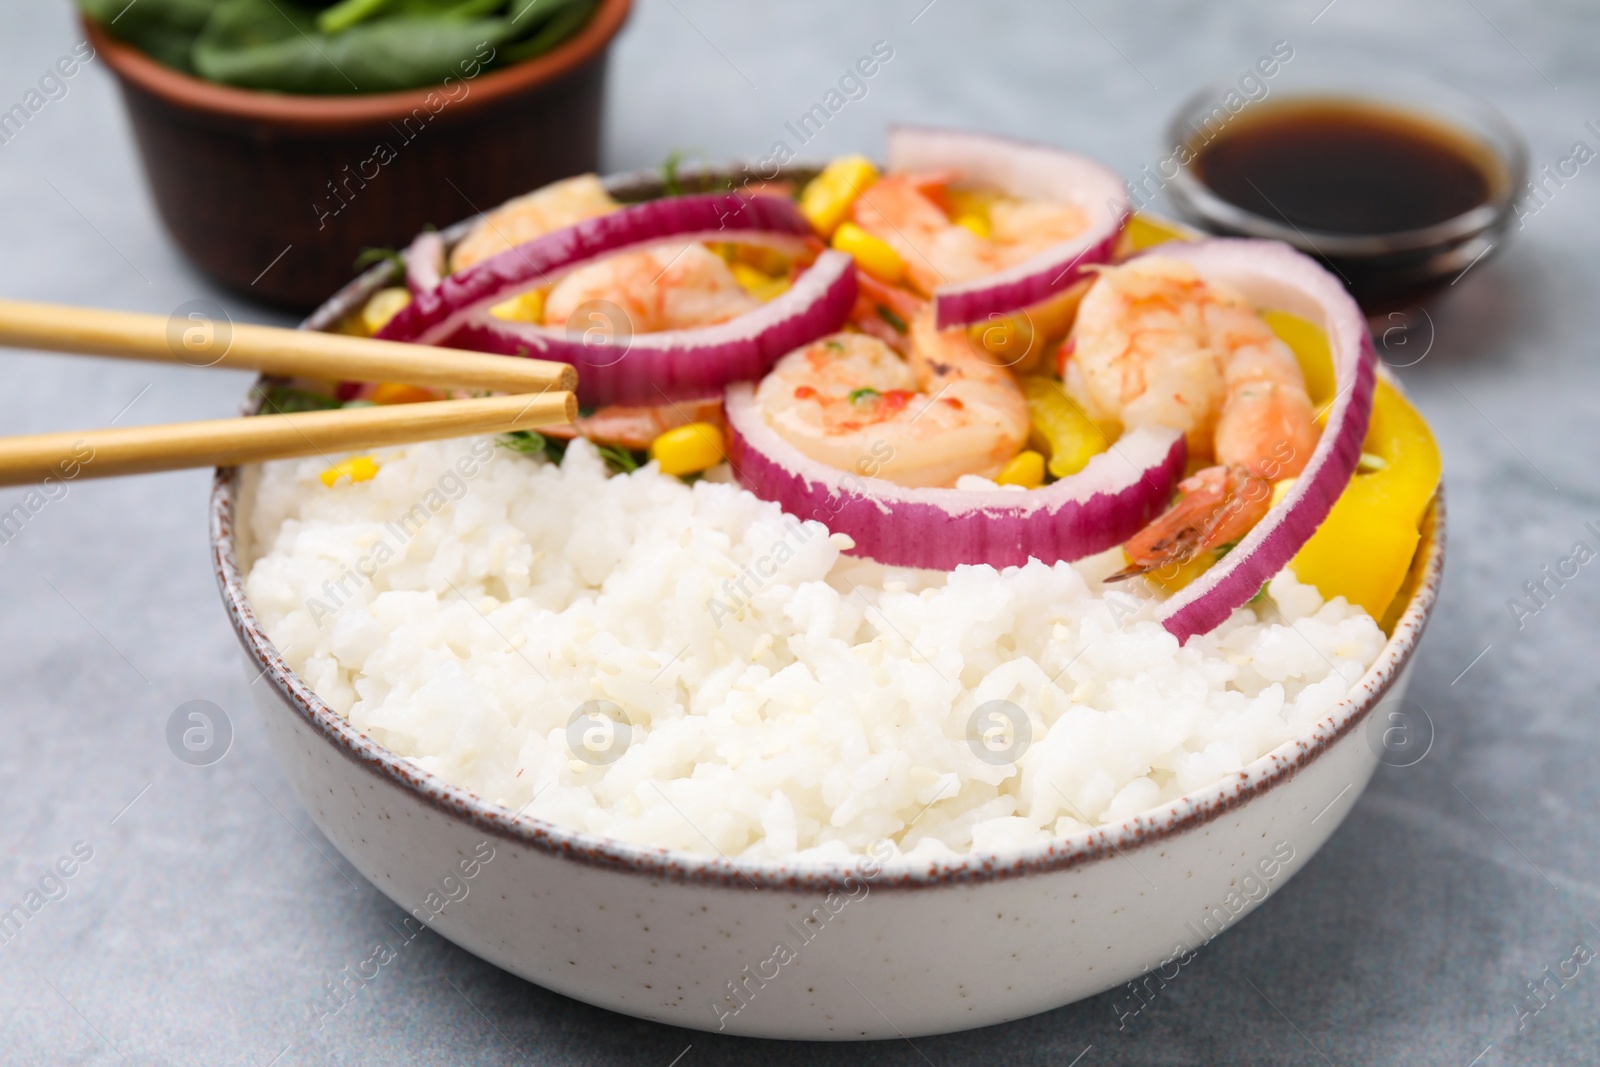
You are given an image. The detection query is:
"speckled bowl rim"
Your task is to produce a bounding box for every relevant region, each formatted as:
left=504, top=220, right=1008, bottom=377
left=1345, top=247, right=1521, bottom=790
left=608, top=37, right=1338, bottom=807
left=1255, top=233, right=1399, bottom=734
left=208, top=171, right=1445, bottom=894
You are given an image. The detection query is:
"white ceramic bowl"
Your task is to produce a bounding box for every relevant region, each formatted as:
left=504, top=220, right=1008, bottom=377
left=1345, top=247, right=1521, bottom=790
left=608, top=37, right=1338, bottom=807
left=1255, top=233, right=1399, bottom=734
left=210, top=174, right=1445, bottom=1039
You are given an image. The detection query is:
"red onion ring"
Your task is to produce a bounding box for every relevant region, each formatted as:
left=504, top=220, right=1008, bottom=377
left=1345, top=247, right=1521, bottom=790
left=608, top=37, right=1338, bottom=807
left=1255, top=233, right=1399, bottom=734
left=377, top=193, right=818, bottom=347
left=404, top=231, right=445, bottom=294
left=886, top=125, right=1129, bottom=330
left=1148, top=240, right=1377, bottom=644
left=447, top=251, right=859, bottom=407
left=725, top=384, right=1186, bottom=571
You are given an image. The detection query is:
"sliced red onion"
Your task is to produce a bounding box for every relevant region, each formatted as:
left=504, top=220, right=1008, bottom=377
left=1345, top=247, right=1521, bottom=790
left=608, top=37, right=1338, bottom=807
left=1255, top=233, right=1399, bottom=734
left=377, top=193, right=817, bottom=348
left=1149, top=240, right=1377, bottom=644
left=725, top=383, right=1186, bottom=570
left=447, top=251, right=858, bottom=407
left=886, top=125, right=1129, bottom=330
left=405, top=231, right=445, bottom=294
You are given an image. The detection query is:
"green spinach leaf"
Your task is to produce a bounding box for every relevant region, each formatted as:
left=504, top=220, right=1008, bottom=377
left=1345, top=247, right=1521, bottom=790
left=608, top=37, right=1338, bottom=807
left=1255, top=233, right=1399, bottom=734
left=193, top=0, right=510, bottom=95
left=80, top=0, right=598, bottom=93
left=500, top=0, right=597, bottom=63
left=80, top=0, right=217, bottom=71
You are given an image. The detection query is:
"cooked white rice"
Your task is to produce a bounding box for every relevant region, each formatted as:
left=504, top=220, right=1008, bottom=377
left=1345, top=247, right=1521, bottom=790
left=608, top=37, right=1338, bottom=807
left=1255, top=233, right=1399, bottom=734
left=242, top=436, right=1386, bottom=864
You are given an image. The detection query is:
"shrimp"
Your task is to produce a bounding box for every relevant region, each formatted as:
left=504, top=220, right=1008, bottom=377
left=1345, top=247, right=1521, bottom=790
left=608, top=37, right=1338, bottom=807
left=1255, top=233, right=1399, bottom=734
left=543, top=243, right=758, bottom=333
left=850, top=173, right=1090, bottom=296
left=543, top=395, right=726, bottom=450
left=988, top=198, right=1091, bottom=252
left=755, top=310, right=1029, bottom=488
left=1115, top=466, right=1273, bottom=580
left=449, top=174, right=619, bottom=272
left=1065, top=256, right=1319, bottom=579
left=848, top=269, right=927, bottom=355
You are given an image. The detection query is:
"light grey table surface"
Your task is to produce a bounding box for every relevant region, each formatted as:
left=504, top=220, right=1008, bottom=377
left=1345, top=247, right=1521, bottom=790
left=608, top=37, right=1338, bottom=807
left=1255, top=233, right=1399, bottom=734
left=1, top=1, right=1598, bottom=1063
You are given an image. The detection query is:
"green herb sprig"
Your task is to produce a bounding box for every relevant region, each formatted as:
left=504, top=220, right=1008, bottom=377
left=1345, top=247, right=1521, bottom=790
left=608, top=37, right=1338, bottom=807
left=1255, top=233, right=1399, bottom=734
left=875, top=305, right=908, bottom=334
left=497, top=430, right=567, bottom=463
left=253, top=383, right=344, bottom=414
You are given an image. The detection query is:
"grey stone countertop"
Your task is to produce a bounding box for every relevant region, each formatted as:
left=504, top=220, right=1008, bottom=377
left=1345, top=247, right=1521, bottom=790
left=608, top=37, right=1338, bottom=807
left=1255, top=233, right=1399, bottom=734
left=1, top=0, right=1598, bottom=1063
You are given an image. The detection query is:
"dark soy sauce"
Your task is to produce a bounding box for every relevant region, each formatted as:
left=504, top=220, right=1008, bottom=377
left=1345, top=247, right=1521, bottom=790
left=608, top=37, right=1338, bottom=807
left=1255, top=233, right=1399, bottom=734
left=1191, top=100, right=1501, bottom=236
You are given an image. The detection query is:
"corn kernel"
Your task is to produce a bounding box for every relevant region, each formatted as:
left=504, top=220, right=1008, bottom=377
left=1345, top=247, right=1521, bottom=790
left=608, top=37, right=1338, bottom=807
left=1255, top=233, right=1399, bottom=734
left=370, top=382, right=439, bottom=406
left=489, top=288, right=547, bottom=323
left=954, top=213, right=991, bottom=238
left=1271, top=476, right=1297, bottom=508
left=650, top=422, right=726, bottom=476
left=831, top=222, right=905, bottom=285
left=320, top=456, right=380, bottom=487
left=730, top=262, right=791, bottom=302
left=799, top=155, right=879, bottom=236
left=360, top=287, right=412, bottom=335
left=995, top=450, right=1046, bottom=489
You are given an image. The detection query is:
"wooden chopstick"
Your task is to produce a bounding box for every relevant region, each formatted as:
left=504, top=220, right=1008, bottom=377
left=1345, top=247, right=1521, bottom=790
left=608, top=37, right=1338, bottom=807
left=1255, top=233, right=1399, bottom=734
left=0, top=391, right=576, bottom=487
left=0, top=298, right=577, bottom=395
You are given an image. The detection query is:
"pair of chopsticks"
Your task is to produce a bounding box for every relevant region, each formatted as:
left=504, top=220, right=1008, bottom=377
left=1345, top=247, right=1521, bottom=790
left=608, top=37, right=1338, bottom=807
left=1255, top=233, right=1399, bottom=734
left=0, top=299, right=578, bottom=488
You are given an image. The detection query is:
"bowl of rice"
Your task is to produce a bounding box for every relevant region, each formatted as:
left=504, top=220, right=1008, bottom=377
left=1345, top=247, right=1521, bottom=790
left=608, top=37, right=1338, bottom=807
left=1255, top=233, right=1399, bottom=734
left=214, top=162, right=1444, bottom=1039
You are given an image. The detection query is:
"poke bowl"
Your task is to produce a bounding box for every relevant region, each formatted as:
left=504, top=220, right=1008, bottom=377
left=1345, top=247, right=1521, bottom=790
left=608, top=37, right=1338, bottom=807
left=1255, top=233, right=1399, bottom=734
left=212, top=129, right=1445, bottom=1039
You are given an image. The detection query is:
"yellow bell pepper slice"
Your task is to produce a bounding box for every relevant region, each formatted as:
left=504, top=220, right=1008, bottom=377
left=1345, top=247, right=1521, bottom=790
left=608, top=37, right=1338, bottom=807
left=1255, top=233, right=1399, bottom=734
left=730, top=262, right=791, bottom=302
left=970, top=313, right=1037, bottom=368
left=1144, top=548, right=1221, bottom=595
left=1352, top=376, right=1442, bottom=529
left=1116, top=213, right=1199, bottom=256
left=970, top=281, right=1090, bottom=376
left=1378, top=524, right=1432, bottom=636
left=1293, top=490, right=1422, bottom=620
left=1264, top=310, right=1442, bottom=621
left=954, top=213, right=991, bottom=238
left=359, top=287, right=412, bottom=335
left=736, top=243, right=793, bottom=276
left=944, top=187, right=1001, bottom=228
left=489, top=289, right=547, bottom=324
left=1019, top=376, right=1108, bottom=479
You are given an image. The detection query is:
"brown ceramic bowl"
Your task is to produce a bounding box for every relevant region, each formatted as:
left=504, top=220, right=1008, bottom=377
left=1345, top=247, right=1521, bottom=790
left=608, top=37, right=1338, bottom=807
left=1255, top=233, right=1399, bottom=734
left=85, top=0, right=632, bottom=309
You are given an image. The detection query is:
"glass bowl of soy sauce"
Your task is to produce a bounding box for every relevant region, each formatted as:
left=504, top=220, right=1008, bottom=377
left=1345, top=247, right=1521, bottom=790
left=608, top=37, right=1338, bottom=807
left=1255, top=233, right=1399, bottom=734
left=1162, top=73, right=1527, bottom=310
